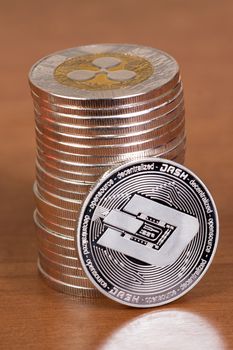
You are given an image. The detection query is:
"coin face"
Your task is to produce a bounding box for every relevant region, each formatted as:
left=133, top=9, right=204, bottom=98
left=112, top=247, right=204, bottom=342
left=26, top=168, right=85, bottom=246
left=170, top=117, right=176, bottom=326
left=29, top=44, right=179, bottom=101
left=54, top=52, right=154, bottom=90
left=77, top=158, right=219, bottom=308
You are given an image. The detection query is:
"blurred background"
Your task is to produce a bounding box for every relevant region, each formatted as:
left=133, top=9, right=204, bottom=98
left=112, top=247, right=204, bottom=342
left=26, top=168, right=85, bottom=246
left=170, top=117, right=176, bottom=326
left=1, top=1, right=232, bottom=349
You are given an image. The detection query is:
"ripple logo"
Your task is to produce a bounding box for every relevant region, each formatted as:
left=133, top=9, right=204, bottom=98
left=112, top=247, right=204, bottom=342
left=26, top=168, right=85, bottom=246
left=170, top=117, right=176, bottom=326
left=67, top=57, right=136, bottom=82
left=54, top=53, right=153, bottom=90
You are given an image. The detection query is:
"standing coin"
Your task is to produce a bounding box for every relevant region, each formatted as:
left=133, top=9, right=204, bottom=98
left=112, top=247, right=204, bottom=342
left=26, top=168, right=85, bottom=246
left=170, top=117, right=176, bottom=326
left=77, top=158, right=219, bottom=308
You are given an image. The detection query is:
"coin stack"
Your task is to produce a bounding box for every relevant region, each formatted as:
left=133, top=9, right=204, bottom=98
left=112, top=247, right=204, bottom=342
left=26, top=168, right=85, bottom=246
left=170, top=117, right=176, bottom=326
left=28, top=44, right=186, bottom=297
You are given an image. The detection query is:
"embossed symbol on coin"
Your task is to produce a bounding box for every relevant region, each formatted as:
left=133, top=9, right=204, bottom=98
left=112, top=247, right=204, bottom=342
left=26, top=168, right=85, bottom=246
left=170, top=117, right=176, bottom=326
left=77, top=159, right=218, bottom=308
left=98, top=194, right=199, bottom=267
left=67, top=57, right=136, bottom=82
left=54, top=53, right=153, bottom=90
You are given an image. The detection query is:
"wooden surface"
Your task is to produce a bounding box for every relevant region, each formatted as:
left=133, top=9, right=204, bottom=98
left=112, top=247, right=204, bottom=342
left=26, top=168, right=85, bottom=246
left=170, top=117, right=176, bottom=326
left=1, top=1, right=232, bottom=349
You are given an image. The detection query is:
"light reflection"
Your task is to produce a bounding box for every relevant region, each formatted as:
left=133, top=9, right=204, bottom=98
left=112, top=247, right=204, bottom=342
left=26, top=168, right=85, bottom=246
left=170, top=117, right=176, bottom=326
left=99, top=310, right=225, bottom=350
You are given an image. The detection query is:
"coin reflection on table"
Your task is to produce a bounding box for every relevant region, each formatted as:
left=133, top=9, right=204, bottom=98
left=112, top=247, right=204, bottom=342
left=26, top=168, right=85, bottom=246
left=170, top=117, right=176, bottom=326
left=99, top=310, right=226, bottom=350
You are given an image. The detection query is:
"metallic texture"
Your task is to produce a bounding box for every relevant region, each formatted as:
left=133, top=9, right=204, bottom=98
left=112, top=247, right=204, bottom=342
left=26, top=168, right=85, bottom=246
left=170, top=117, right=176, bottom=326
left=29, top=44, right=179, bottom=102
left=38, top=260, right=101, bottom=297
left=77, top=158, right=219, bottom=307
left=29, top=44, right=186, bottom=296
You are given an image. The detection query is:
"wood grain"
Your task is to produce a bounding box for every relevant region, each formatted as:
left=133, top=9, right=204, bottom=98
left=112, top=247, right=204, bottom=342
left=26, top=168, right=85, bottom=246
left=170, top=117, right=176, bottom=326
left=0, top=1, right=232, bottom=349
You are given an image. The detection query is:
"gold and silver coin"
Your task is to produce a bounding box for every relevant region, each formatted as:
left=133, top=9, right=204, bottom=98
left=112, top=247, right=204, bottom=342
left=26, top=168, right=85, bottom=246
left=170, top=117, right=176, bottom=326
left=29, top=44, right=186, bottom=296
left=29, top=44, right=180, bottom=103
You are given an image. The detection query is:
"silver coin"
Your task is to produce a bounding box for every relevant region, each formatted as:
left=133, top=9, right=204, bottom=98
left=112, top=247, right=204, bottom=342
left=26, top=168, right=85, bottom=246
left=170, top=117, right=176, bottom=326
left=37, top=260, right=100, bottom=297
left=36, top=176, right=88, bottom=201
left=36, top=130, right=186, bottom=164
left=38, top=246, right=79, bottom=267
left=34, top=210, right=75, bottom=236
left=33, top=93, right=183, bottom=127
left=37, top=236, right=77, bottom=259
left=77, top=158, right=219, bottom=308
left=35, top=103, right=184, bottom=142
left=35, top=111, right=185, bottom=149
left=31, top=90, right=184, bottom=128
left=35, top=118, right=185, bottom=157
left=39, top=252, right=85, bottom=276
left=35, top=209, right=76, bottom=229
left=35, top=136, right=185, bottom=168
left=36, top=182, right=82, bottom=211
left=34, top=212, right=75, bottom=245
left=36, top=158, right=94, bottom=189
left=38, top=236, right=77, bottom=257
left=36, top=136, right=186, bottom=182
left=34, top=101, right=184, bottom=139
left=35, top=174, right=89, bottom=198
left=39, top=258, right=93, bottom=287
left=31, top=81, right=183, bottom=116
left=35, top=161, right=92, bottom=190
left=29, top=44, right=180, bottom=105
left=34, top=184, right=78, bottom=220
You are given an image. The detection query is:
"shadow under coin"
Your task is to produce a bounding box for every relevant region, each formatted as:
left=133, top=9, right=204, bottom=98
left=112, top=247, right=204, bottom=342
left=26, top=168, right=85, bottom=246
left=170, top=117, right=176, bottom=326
left=98, top=309, right=226, bottom=350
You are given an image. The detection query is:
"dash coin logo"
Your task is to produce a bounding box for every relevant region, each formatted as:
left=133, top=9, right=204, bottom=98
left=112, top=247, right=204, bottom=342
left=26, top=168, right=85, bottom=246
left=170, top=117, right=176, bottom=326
left=77, top=159, right=218, bottom=307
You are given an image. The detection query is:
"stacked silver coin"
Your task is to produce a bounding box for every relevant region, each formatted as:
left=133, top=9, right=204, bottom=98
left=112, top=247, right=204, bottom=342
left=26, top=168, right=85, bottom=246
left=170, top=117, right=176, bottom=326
left=28, top=44, right=186, bottom=297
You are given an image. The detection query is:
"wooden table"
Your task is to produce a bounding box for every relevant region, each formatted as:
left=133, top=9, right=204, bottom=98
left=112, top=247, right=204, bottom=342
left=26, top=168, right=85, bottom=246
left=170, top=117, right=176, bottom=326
left=1, top=1, right=232, bottom=349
